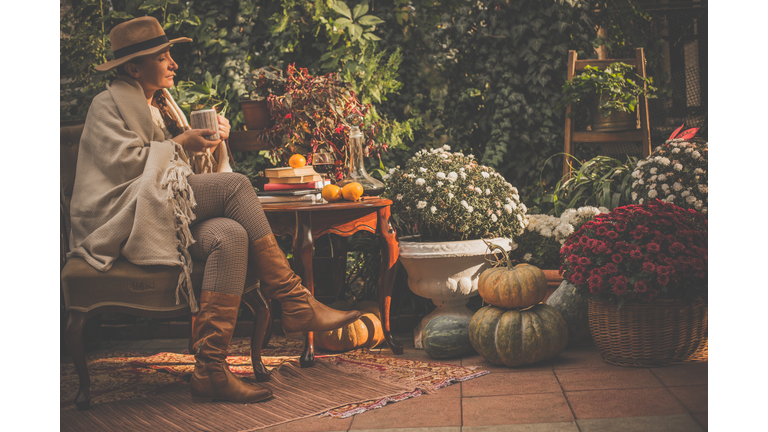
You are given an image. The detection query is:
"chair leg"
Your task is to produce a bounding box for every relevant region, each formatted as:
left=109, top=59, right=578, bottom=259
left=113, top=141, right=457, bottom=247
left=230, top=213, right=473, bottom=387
left=263, top=299, right=274, bottom=349
left=242, top=288, right=271, bottom=382
left=64, top=310, right=91, bottom=410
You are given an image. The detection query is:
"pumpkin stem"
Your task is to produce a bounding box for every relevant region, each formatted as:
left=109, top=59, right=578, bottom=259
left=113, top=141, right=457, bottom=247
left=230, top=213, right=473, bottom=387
left=482, top=238, right=513, bottom=268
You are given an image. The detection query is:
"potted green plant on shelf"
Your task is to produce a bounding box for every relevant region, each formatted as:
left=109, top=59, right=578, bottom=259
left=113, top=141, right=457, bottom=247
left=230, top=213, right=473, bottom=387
left=169, top=71, right=230, bottom=118
left=240, top=66, right=286, bottom=130
left=381, top=146, right=527, bottom=348
left=630, top=135, right=708, bottom=215
left=260, top=64, right=386, bottom=181
left=559, top=199, right=708, bottom=366
left=557, top=62, right=657, bottom=132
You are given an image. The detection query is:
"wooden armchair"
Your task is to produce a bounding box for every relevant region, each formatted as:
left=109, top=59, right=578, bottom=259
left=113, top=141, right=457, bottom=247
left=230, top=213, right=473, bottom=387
left=60, top=121, right=271, bottom=410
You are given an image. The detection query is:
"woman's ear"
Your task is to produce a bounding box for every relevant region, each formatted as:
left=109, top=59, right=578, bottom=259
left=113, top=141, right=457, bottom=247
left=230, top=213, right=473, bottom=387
left=123, top=62, right=140, bottom=78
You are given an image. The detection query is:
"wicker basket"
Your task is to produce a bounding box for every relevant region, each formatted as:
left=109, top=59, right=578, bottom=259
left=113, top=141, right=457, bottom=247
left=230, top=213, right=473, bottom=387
left=588, top=298, right=707, bottom=367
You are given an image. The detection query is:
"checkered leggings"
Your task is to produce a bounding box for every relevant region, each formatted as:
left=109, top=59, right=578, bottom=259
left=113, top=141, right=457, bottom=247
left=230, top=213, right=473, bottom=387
left=187, top=172, right=272, bottom=296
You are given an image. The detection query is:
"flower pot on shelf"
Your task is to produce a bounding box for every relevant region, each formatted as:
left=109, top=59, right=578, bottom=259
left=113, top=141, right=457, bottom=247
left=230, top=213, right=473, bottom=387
left=398, top=236, right=515, bottom=349
left=590, top=96, right=639, bottom=132
left=240, top=100, right=272, bottom=130
left=588, top=297, right=707, bottom=367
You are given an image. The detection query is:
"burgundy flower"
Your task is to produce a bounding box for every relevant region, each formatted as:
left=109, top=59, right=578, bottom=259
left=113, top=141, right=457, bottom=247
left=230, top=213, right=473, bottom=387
left=611, top=254, right=623, bottom=264
left=634, top=280, right=650, bottom=293
left=579, top=236, right=589, bottom=245
left=610, top=275, right=628, bottom=295
left=588, top=274, right=604, bottom=293
left=669, top=242, right=686, bottom=254
left=604, top=263, right=618, bottom=273
left=629, top=249, right=643, bottom=259
left=642, top=262, right=656, bottom=273
left=578, top=257, right=591, bottom=266
left=646, top=242, right=661, bottom=253
left=657, top=265, right=672, bottom=276
left=606, top=230, right=618, bottom=239
left=657, top=274, right=670, bottom=286
left=597, top=226, right=608, bottom=236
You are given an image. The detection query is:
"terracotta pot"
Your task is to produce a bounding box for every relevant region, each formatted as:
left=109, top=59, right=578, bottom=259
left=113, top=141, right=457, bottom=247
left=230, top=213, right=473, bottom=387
left=541, top=269, right=563, bottom=302
left=240, top=100, right=272, bottom=130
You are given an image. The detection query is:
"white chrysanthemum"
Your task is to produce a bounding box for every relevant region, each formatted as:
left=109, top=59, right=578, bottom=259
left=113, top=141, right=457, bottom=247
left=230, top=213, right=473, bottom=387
left=516, top=213, right=523, bottom=223
left=436, top=172, right=446, bottom=180
left=672, top=182, right=683, bottom=191
left=540, top=228, right=552, bottom=238
left=694, top=168, right=704, bottom=175
left=632, top=181, right=638, bottom=188
left=460, top=172, right=467, bottom=179
left=396, top=194, right=403, bottom=201
left=685, top=147, right=693, bottom=153
left=442, top=145, right=451, bottom=151
left=496, top=209, right=502, bottom=216
left=681, top=190, right=690, bottom=197
left=504, top=204, right=513, bottom=214
left=686, top=195, right=696, bottom=204
left=447, top=172, right=458, bottom=182
left=674, top=163, right=683, bottom=171
left=430, top=206, right=437, bottom=213
left=491, top=214, right=498, bottom=222
left=650, top=167, right=657, bottom=175
left=650, top=175, right=657, bottom=182
left=511, top=187, right=519, bottom=195
left=660, top=157, right=671, bottom=166
left=692, top=150, right=701, bottom=158
left=661, top=184, right=669, bottom=191
left=666, top=195, right=676, bottom=203
left=632, top=192, right=638, bottom=201
left=638, top=198, right=644, bottom=204
left=415, top=178, right=425, bottom=186
left=426, top=186, right=433, bottom=193
left=523, top=253, right=533, bottom=262
left=694, top=200, right=703, bottom=210
left=448, top=193, right=454, bottom=199
left=467, top=205, right=474, bottom=213
left=481, top=171, right=490, bottom=178
left=419, top=167, right=428, bottom=173
left=405, top=206, right=410, bottom=210
left=698, top=184, right=708, bottom=194
left=632, top=170, right=641, bottom=178
left=417, top=201, right=427, bottom=209
left=436, top=181, right=443, bottom=187
left=658, top=174, right=667, bottom=181
left=460, top=200, right=469, bottom=209
left=648, top=189, right=658, bottom=198
left=520, top=203, right=527, bottom=213
left=638, top=179, right=644, bottom=185
left=485, top=189, right=491, bottom=195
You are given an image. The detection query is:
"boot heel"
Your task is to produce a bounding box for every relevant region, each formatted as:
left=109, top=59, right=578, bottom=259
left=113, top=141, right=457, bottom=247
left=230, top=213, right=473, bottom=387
left=191, top=396, right=213, bottom=403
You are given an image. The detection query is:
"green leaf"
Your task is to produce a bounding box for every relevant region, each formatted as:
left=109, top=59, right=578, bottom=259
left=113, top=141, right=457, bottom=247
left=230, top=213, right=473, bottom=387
left=330, top=0, right=352, bottom=19
left=358, top=15, right=385, bottom=26
left=350, top=24, right=363, bottom=40
left=352, top=3, right=369, bottom=20
left=363, top=32, right=381, bottom=41
left=334, top=17, right=352, bottom=30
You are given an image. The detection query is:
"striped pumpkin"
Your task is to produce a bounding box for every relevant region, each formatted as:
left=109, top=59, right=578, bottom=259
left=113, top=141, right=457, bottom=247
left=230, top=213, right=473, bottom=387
left=478, top=243, right=548, bottom=309
left=469, top=304, right=568, bottom=367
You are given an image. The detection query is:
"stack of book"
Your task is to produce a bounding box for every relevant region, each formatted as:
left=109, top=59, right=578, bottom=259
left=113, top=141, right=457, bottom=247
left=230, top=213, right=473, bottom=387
left=256, top=166, right=330, bottom=204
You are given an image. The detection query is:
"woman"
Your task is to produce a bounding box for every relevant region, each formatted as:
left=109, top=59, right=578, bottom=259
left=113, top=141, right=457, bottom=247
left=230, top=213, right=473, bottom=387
left=68, top=17, right=360, bottom=404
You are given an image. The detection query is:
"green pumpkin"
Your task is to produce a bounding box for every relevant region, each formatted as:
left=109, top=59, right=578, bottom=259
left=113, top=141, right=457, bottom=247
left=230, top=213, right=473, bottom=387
left=421, top=315, right=474, bottom=359
left=545, top=280, right=592, bottom=346
left=478, top=243, right=548, bottom=309
left=469, top=304, right=568, bottom=367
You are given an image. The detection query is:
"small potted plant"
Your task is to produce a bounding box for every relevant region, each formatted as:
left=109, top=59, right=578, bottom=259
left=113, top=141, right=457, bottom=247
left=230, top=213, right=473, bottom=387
left=630, top=136, right=708, bottom=215
left=240, top=66, right=286, bottom=130
left=557, top=62, right=657, bottom=132
left=261, top=64, right=385, bottom=181
left=381, top=146, right=527, bottom=348
left=559, top=199, right=707, bottom=366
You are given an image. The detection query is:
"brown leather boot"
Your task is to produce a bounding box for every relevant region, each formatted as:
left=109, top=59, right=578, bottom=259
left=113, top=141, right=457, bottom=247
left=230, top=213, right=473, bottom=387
left=248, top=234, right=361, bottom=333
left=190, top=291, right=273, bottom=404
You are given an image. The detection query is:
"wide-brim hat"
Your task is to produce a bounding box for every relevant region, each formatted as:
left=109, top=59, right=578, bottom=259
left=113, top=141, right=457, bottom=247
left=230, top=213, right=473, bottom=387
left=95, top=16, right=192, bottom=72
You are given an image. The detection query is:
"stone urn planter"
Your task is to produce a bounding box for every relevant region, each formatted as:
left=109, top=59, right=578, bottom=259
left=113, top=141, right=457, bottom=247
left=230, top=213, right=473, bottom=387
left=398, top=236, right=515, bottom=349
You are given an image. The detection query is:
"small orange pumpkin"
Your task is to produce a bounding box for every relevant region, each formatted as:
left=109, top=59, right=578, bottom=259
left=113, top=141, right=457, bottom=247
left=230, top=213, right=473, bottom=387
left=478, top=242, right=548, bottom=309
left=315, top=301, right=385, bottom=352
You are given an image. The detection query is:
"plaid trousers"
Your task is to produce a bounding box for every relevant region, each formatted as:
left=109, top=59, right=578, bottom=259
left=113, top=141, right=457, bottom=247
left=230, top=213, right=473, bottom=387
left=187, top=172, right=272, bottom=296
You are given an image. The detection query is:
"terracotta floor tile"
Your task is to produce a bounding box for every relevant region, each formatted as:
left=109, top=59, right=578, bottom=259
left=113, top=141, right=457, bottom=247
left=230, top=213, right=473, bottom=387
left=462, top=393, right=574, bottom=426
left=566, top=387, right=686, bottom=419
left=551, top=346, right=606, bottom=370
left=429, top=382, right=462, bottom=399
left=691, top=412, right=707, bottom=431
left=650, top=362, right=708, bottom=386
left=576, top=414, right=704, bottom=432
left=461, top=354, right=554, bottom=373
left=555, top=366, right=663, bottom=391
left=668, top=385, right=708, bottom=413
left=462, top=369, right=561, bottom=397
left=463, top=423, right=579, bottom=432
left=349, top=394, right=462, bottom=429
left=257, top=415, right=352, bottom=432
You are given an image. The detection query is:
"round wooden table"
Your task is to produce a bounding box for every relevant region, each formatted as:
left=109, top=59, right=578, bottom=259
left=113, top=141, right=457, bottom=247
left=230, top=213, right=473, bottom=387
left=261, top=197, right=404, bottom=365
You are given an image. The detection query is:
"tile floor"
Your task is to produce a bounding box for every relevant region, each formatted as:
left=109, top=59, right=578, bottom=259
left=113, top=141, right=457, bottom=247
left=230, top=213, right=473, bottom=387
left=63, top=332, right=708, bottom=432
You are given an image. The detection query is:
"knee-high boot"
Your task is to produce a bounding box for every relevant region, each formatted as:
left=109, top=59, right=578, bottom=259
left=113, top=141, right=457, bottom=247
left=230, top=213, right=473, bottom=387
left=190, top=291, right=273, bottom=403
left=248, top=234, right=361, bottom=333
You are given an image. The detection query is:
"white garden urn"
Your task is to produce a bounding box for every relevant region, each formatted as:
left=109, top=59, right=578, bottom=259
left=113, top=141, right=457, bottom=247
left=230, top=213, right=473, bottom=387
left=398, top=237, right=516, bottom=349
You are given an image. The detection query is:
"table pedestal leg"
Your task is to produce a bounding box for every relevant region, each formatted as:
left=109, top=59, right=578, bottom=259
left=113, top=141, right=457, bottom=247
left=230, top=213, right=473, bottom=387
left=377, top=207, right=403, bottom=355
left=294, top=212, right=316, bottom=367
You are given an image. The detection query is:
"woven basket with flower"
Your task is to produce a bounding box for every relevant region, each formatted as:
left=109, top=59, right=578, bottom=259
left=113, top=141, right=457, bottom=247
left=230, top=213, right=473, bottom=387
left=559, top=199, right=708, bottom=366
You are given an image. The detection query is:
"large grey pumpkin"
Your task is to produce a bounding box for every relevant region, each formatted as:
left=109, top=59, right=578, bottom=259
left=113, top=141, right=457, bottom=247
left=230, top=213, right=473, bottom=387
left=545, top=280, right=591, bottom=346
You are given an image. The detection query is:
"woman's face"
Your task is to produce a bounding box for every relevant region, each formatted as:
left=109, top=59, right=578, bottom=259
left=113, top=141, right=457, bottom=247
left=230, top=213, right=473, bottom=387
left=127, top=48, right=178, bottom=92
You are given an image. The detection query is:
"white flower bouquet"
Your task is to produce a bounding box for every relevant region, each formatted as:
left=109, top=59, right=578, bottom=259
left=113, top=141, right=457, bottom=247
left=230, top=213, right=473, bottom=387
left=382, top=146, right=527, bottom=241
left=510, top=206, right=607, bottom=268
left=630, top=138, right=708, bottom=214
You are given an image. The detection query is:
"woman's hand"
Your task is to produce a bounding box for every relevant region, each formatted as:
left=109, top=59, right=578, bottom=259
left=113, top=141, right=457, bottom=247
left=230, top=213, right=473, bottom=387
left=174, top=129, right=222, bottom=153
left=217, top=114, right=230, bottom=141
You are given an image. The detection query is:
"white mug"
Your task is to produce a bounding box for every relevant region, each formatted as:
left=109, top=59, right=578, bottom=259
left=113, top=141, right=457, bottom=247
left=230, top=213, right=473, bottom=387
left=190, top=109, right=220, bottom=141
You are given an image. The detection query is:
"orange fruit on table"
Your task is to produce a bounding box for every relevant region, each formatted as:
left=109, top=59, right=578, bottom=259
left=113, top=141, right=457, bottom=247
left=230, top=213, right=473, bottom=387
left=341, top=182, right=364, bottom=201
left=289, top=154, right=306, bottom=168
left=322, top=184, right=343, bottom=202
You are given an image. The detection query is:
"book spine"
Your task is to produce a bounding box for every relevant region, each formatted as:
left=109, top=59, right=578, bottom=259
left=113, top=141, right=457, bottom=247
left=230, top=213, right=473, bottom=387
left=263, top=180, right=330, bottom=190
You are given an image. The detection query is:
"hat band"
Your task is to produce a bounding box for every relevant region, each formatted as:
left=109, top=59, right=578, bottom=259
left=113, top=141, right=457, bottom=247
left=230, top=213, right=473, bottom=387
left=112, top=35, right=170, bottom=59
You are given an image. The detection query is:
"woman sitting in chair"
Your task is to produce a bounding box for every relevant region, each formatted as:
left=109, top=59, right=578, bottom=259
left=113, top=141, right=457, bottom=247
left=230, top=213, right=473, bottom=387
left=67, top=16, right=360, bottom=404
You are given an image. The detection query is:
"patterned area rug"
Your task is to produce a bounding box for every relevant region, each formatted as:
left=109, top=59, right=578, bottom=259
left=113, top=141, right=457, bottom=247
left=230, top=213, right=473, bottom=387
left=61, top=336, right=488, bottom=430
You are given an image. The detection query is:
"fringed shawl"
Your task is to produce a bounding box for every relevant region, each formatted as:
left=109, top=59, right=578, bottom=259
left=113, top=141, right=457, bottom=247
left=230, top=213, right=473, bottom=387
left=67, top=76, right=231, bottom=312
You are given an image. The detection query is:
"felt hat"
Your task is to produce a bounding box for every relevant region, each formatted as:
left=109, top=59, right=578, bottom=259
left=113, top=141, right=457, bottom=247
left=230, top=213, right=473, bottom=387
left=95, top=17, right=192, bottom=72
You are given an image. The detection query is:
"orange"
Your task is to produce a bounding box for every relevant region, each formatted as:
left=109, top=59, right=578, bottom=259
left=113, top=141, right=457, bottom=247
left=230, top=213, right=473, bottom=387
left=341, top=182, right=364, bottom=201
left=321, top=184, right=343, bottom=202
left=289, top=154, right=306, bottom=168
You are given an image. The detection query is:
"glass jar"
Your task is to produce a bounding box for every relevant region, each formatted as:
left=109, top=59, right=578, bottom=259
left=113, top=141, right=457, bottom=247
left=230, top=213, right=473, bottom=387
left=336, top=112, right=385, bottom=196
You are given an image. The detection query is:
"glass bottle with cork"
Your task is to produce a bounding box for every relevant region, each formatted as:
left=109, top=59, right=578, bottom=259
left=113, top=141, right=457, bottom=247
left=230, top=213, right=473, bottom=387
left=336, top=111, right=385, bottom=196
